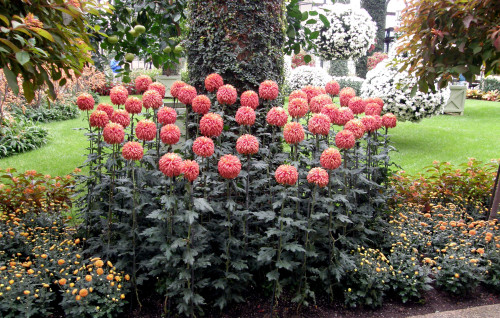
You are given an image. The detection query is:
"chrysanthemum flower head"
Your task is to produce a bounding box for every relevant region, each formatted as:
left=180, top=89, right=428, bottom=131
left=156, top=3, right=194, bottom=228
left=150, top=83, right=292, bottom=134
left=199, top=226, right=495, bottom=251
left=159, top=153, right=183, bottom=177
left=308, top=113, right=331, bottom=136
left=125, top=97, right=143, bottom=114
left=192, top=95, right=211, bottom=115
left=160, top=124, right=181, bottom=145
left=289, top=90, right=308, bottom=102
left=135, top=75, right=153, bottom=94
left=301, top=85, right=323, bottom=102
left=348, top=96, right=366, bottom=115
left=192, top=136, right=215, bottom=157
left=236, top=134, right=259, bottom=155
left=135, top=119, right=156, bottom=141
left=200, top=113, right=223, bottom=137
left=143, top=89, right=163, bottom=109
left=182, top=160, right=199, bottom=182
left=103, top=123, right=125, bottom=144
left=205, top=73, right=224, bottom=92
left=382, top=113, right=397, bottom=128
left=310, top=94, right=333, bottom=113
left=333, top=107, right=354, bottom=126
left=110, top=85, right=129, bottom=106
left=266, top=107, right=288, bottom=127
left=283, top=122, right=305, bottom=145
left=97, top=103, right=114, bottom=118
left=361, top=115, right=380, bottom=132
left=157, top=107, right=177, bottom=125
left=307, top=167, right=329, bottom=187
left=365, top=97, right=384, bottom=108
left=275, top=165, right=298, bottom=186
left=240, top=90, right=260, bottom=109
left=339, top=87, right=356, bottom=106
left=178, top=85, right=197, bottom=105
left=77, top=93, right=95, bottom=111
left=364, top=102, right=382, bottom=116
left=218, top=154, right=241, bottom=179
left=259, top=80, right=279, bottom=100
left=148, top=82, right=166, bottom=97
left=89, top=110, right=109, bottom=129
left=320, top=148, right=342, bottom=170
left=335, top=129, right=356, bottom=149
left=170, top=81, right=186, bottom=98
left=122, top=142, right=144, bottom=161
left=110, top=109, right=130, bottom=127
left=288, top=97, right=309, bottom=118
left=320, top=104, right=339, bottom=123
left=235, top=106, right=256, bottom=126
left=217, top=84, right=238, bottom=105
left=325, top=80, right=340, bottom=96
left=344, top=119, right=365, bottom=139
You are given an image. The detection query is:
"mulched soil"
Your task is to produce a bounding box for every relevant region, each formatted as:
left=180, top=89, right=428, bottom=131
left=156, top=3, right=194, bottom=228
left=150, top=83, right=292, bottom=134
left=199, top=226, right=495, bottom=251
left=124, top=285, right=500, bottom=318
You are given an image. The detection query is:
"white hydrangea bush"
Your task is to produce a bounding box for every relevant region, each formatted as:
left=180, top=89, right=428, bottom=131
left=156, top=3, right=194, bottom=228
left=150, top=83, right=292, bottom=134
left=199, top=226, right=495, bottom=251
left=310, top=4, right=376, bottom=60
left=287, top=65, right=332, bottom=91
left=361, top=59, right=450, bottom=122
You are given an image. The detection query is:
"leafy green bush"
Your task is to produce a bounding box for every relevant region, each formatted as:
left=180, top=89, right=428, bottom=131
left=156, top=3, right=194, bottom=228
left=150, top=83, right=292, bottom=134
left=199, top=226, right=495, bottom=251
left=130, top=68, right=162, bottom=82
left=0, top=118, right=48, bottom=158
left=13, top=101, right=79, bottom=123
left=329, top=60, right=349, bottom=77
left=482, top=75, right=500, bottom=92
left=333, top=76, right=365, bottom=95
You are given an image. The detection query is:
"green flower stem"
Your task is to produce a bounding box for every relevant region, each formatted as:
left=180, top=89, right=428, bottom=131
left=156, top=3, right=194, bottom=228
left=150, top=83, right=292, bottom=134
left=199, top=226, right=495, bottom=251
left=129, top=114, right=135, bottom=142
left=315, top=134, right=320, bottom=161
left=225, top=180, right=232, bottom=276
left=343, top=149, right=348, bottom=236
left=154, top=109, right=160, bottom=161
left=131, top=162, right=142, bottom=308
left=367, top=131, right=372, bottom=181
left=272, top=188, right=287, bottom=311
left=168, top=177, right=174, bottom=241
left=298, top=184, right=315, bottom=308
left=186, top=181, right=194, bottom=316
left=244, top=154, right=251, bottom=244
left=107, top=143, right=117, bottom=255
left=185, top=103, right=190, bottom=143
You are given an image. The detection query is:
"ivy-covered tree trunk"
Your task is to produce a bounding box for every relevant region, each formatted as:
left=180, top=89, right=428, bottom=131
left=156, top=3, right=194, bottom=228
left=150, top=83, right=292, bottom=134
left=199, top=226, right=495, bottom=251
left=186, top=0, right=285, bottom=94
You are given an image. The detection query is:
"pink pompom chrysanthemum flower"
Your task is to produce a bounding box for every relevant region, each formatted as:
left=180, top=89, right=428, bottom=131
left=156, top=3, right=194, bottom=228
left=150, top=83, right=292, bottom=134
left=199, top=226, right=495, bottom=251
left=135, top=119, right=157, bottom=141
left=361, top=115, right=380, bottom=133
left=148, top=82, right=166, bottom=97
left=344, top=119, right=365, bottom=139
left=307, top=167, right=329, bottom=187
left=142, top=89, right=163, bottom=110
left=157, top=107, right=177, bottom=125
left=335, top=129, right=356, bottom=149
left=236, top=134, right=259, bottom=155
left=178, top=85, right=197, bottom=105
left=235, top=106, right=256, bottom=126
left=122, top=141, right=144, bottom=161
left=364, top=102, right=382, bottom=116
left=135, top=75, right=153, bottom=94
left=192, top=95, right=211, bottom=115
left=365, top=97, right=384, bottom=109
left=125, top=97, right=143, bottom=114
left=89, top=110, right=109, bottom=129
left=103, top=123, right=125, bottom=145
left=240, top=90, right=260, bottom=109
left=320, top=104, right=339, bottom=123
left=170, top=81, right=186, bottom=98
left=320, top=148, right=342, bottom=170
left=182, top=160, right=200, bottom=182
left=288, top=98, right=309, bottom=119
left=258, top=80, right=279, bottom=101
left=217, top=84, right=238, bottom=105
left=160, top=124, right=181, bottom=145
left=339, top=87, right=356, bottom=107
left=266, top=107, right=288, bottom=127
left=373, top=115, right=383, bottom=130
left=301, top=85, right=322, bottom=102
left=283, top=122, right=305, bottom=145
left=110, top=109, right=130, bottom=128
left=192, top=136, right=215, bottom=158
left=205, top=73, right=224, bottom=92
left=110, top=85, right=129, bottom=106
left=77, top=93, right=94, bottom=111
left=325, top=80, right=340, bottom=96
left=97, top=103, right=114, bottom=118
left=348, top=97, right=366, bottom=115
left=159, top=153, right=183, bottom=177
left=332, top=107, right=354, bottom=126
left=289, top=89, right=308, bottom=102
left=218, top=154, right=241, bottom=179
left=308, top=114, right=331, bottom=136
left=275, top=165, right=298, bottom=186
left=309, top=94, right=333, bottom=113
left=200, top=113, right=223, bottom=137
left=382, top=113, right=397, bottom=128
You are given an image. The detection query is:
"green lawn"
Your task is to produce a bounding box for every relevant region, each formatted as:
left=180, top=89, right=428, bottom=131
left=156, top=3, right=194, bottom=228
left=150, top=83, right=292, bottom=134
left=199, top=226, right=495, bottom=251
left=0, top=98, right=498, bottom=176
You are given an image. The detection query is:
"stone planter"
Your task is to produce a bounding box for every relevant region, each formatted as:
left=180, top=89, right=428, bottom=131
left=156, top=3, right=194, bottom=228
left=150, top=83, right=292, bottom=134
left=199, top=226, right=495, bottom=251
left=156, top=75, right=181, bottom=98
left=444, top=85, right=466, bottom=115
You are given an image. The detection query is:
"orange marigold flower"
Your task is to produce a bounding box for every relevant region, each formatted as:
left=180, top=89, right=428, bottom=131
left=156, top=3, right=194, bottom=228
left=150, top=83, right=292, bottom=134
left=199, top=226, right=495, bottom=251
left=59, top=278, right=67, bottom=285
left=85, top=275, right=92, bottom=282
left=258, top=80, right=279, bottom=101
left=135, top=75, right=153, bottom=94
left=111, top=109, right=130, bottom=128
left=200, top=113, right=223, bottom=137
left=236, top=134, right=259, bottom=155
left=103, top=123, right=125, bottom=144
left=79, top=289, right=89, bottom=297
left=320, top=148, right=342, bottom=170
left=476, top=248, right=485, bottom=254
left=217, top=84, right=237, bottom=105
left=89, top=110, right=109, bottom=129
left=170, top=81, right=186, bottom=98
left=308, top=113, right=330, bottom=136
left=347, top=97, right=366, bottom=115
left=178, top=85, right=197, bottom=105
left=77, top=93, right=95, bottom=111
left=192, top=136, right=215, bottom=158
left=135, top=119, right=156, bottom=141
left=159, top=153, right=183, bottom=177
left=157, top=107, right=177, bottom=125
left=96, top=268, right=104, bottom=275
left=143, top=89, right=163, bottom=109
left=335, top=130, right=355, bottom=150
left=283, top=122, right=305, bottom=145
left=307, top=167, right=329, bottom=187
left=148, top=82, right=166, bottom=97
left=235, top=106, right=256, bottom=126
left=110, top=85, right=129, bottom=106
left=288, top=98, right=309, bottom=118
left=218, top=154, right=241, bottom=179
left=275, top=164, right=298, bottom=186
left=205, top=73, right=224, bottom=92
left=97, top=103, right=114, bottom=118
left=182, top=160, right=200, bottom=182
left=309, top=94, right=333, bottom=113
left=95, top=260, right=104, bottom=267
left=106, top=274, right=114, bottom=281
left=469, top=230, right=477, bottom=235
left=160, top=124, right=181, bottom=145
left=192, top=95, right=211, bottom=115
left=122, top=142, right=144, bottom=161
left=240, top=90, right=260, bottom=109
left=325, top=80, right=340, bottom=96
left=58, top=259, right=65, bottom=265
left=266, top=107, right=288, bottom=127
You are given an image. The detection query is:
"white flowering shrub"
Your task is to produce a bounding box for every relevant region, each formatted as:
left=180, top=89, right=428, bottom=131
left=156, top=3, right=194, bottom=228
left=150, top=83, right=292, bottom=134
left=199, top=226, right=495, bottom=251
left=311, top=4, right=376, bottom=60
left=361, top=59, right=450, bottom=122
left=333, top=76, right=365, bottom=95
left=287, top=65, right=332, bottom=91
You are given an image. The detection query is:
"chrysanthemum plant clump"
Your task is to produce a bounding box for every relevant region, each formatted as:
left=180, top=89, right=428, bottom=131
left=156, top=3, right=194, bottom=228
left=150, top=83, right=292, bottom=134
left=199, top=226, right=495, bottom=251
left=77, top=74, right=399, bottom=315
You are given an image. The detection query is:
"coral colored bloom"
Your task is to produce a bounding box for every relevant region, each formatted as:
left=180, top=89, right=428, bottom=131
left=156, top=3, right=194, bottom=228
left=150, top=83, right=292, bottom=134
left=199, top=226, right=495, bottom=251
left=266, top=107, right=288, bottom=127
left=110, top=85, right=128, bottom=106
left=302, top=85, right=323, bottom=102
left=361, top=115, right=379, bottom=132
left=89, top=110, right=109, bottom=129
left=382, top=113, right=397, bottom=128
left=373, top=115, right=383, bottom=130
left=192, top=136, right=215, bottom=157
left=135, top=75, right=153, bottom=94
left=307, top=167, right=329, bottom=187
left=218, top=154, right=241, bottom=179
left=97, top=103, right=114, bottom=118
left=159, top=153, right=183, bottom=177
left=320, top=148, right=342, bottom=170
left=143, top=89, right=163, bottom=109
left=122, top=142, right=144, bottom=161
left=235, top=106, right=256, bottom=126
left=365, top=97, right=384, bottom=108
left=348, top=97, right=366, bottom=115
left=217, top=84, right=238, bottom=105
left=135, top=119, right=157, bottom=141
left=77, top=93, right=94, bottom=111
left=200, top=113, right=223, bottom=137
left=344, top=119, right=365, bottom=139
left=103, top=123, right=125, bottom=144
left=289, top=89, right=308, bottom=102
left=170, top=81, right=186, bottom=98
left=339, top=87, right=356, bottom=106
left=111, top=109, right=130, bottom=127
left=275, top=165, right=298, bottom=186
left=335, top=130, right=356, bottom=149
left=240, top=90, right=260, bottom=109
left=148, top=82, right=166, bottom=97
left=259, top=80, right=279, bottom=100
left=308, top=113, right=331, bottom=136
left=192, top=95, right=211, bottom=115
left=236, top=134, right=259, bottom=155
left=125, top=97, right=143, bottom=114
left=182, top=160, right=199, bottom=182
left=157, top=107, right=177, bottom=125
left=332, top=107, right=354, bottom=126
left=283, top=122, right=305, bottom=145
left=310, top=94, right=333, bottom=113
left=288, top=98, right=309, bottom=118
left=325, top=80, right=340, bottom=96
left=178, top=85, right=197, bottom=105
left=160, top=124, right=181, bottom=145
left=365, top=102, right=382, bottom=116
left=320, top=104, right=339, bottom=123
left=205, top=73, right=224, bottom=92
